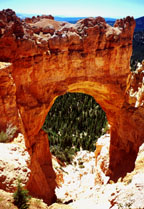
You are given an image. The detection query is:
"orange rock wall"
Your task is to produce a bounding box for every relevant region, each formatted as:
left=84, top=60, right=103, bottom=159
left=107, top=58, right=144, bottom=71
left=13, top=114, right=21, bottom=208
left=0, top=62, right=22, bottom=132
left=1, top=9, right=144, bottom=204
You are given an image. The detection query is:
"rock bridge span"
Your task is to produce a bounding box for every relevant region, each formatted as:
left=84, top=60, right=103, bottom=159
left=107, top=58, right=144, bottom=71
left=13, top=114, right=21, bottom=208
left=0, top=9, right=144, bottom=204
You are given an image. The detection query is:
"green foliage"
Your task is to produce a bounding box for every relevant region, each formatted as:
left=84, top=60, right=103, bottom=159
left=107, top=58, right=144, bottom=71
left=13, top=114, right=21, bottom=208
left=0, top=123, right=17, bottom=143
left=50, top=145, right=75, bottom=163
left=78, top=158, right=85, bottom=168
left=131, top=31, right=144, bottom=71
left=79, top=164, right=85, bottom=169
left=118, top=201, right=134, bottom=209
left=43, top=93, right=107, bottom=163
left=0, top=131, right=8, bottom=143
left=13, top=179, right=31, bottom=209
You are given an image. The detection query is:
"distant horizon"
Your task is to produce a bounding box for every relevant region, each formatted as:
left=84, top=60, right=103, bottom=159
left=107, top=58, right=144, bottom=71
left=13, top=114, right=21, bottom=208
left=16, top=12, right=117, bottom=19
left=16, top=12, right=143, bottom=20
left=0, top=0, right=144, bottom=19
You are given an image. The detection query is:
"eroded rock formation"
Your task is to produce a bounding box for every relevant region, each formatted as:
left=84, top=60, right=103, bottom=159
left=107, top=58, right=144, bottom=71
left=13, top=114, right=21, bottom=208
left=0, top=9, right=144, bottom=204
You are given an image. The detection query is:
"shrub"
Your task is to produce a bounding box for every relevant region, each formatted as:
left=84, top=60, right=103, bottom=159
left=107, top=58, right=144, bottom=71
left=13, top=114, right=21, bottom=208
left=79, top=164, right=85, bottom=169
left=50, top=144, right=75, bottom=163
left=13, top=179, right=31, bottom=209
left=0, top=131, right=8, bottom=142
left=0, top=123, right=17, bottom=143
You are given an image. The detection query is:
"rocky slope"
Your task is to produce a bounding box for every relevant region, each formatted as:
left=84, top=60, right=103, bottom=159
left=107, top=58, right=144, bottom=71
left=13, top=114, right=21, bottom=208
left=0, top=133, right=30, bottom=192
left=0, top=133, right=144, bottom=208
left=1, top=8, right=144, bottom=204
left=52, top=133, right=144, bottom=209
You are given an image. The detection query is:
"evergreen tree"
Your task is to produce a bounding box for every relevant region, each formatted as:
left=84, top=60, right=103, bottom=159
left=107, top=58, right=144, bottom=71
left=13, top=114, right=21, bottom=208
left=43, top=93, right=107, bottom=163
left=13, top=179, right=31, bottom=209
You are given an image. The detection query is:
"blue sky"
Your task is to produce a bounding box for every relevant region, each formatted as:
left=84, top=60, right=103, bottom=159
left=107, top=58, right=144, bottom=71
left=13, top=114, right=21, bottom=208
left=0, top=0, right=143, bottom=18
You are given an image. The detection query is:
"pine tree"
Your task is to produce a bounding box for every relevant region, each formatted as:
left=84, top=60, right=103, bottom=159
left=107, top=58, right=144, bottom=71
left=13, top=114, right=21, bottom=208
left=43, top=93, right=107, bottom=163
left=13, top=179, right=31, bottom=209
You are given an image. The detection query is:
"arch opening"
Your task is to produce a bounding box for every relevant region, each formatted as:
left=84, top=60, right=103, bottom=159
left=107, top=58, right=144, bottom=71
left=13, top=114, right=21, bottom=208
left=42, top=92, right=108, bottom=164
left=41, top=92, right=109, bottom=203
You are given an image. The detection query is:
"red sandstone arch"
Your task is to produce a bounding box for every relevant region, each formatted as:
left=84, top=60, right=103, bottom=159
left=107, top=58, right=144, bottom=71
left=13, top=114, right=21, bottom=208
left=0, top=9, right=144, bottom=204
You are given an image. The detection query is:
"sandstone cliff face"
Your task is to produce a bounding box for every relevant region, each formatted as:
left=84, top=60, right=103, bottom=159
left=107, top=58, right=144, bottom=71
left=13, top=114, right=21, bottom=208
left=0, top=62, right=21, bottom=132
left=0, top=9, right=143, bottom=204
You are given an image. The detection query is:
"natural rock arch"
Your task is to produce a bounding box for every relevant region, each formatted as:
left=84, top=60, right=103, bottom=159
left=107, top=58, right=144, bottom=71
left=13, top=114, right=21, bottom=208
left=0, top=9, right=144, bottom=204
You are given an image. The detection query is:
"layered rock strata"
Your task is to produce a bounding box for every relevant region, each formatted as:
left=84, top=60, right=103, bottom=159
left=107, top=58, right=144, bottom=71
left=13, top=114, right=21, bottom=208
left=1, top=9, right=143, bottom=204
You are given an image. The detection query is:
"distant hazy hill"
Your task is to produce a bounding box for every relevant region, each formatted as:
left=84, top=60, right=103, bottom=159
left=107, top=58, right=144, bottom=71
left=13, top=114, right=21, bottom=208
left=54, top=16, right=116, bottom=24
left=54, top=16, right=85, bottom=23
left=135, top=16, right=144, bottom=31
left=17, top=13, right=144, bottom=31
left=16, top=13, right=116, bottom=25
left=16, top=13, right=35, bottom=19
